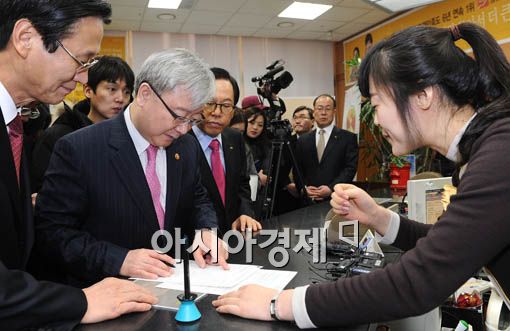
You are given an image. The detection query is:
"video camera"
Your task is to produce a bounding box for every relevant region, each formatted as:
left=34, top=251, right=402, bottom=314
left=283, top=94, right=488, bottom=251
left=251, top=60, right=294, bottom=139
left=251, top=59, right=293, bottom=100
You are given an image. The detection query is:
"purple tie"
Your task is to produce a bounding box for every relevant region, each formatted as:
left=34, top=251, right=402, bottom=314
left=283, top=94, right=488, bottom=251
left=145, top=144, right=165, bottom=230
left=209, top=139, right=225, bottom=205
left=8, top=115, right=23, bottom=186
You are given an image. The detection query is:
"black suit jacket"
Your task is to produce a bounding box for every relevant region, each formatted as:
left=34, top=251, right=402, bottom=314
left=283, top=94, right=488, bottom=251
left=35, top=113, right=218, bottom=287
left=190, top=128, right=255, bottom=234
left=295, top=126, right=358, bottom=191
left=0, top=108, right=86, bottom=330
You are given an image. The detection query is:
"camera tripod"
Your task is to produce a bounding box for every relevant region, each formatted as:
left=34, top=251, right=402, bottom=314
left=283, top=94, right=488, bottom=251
left=260, top=119, right=312, bottom=222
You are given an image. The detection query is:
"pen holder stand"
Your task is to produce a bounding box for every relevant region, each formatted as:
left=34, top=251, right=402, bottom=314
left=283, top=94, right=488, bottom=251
left=175, top=292, right=201, bottom=322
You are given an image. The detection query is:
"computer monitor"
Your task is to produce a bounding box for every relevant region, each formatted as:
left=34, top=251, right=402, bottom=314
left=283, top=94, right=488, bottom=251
left=407, top=177, right=452, bottom=224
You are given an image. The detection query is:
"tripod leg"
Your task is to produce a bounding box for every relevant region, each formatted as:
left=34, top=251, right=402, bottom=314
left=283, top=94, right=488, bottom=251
left=261, top=141, right=284, bottom=222
left=285, top=141, right=313, bottom=206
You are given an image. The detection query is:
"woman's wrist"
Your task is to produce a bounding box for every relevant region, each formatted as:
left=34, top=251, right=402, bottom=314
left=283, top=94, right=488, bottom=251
left=275, top=289, right=295, bottom=321
left=372, top=205, right=392, bottom=236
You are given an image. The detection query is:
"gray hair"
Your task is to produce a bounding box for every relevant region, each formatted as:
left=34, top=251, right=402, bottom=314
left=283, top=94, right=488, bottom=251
left=135, top=48, right=215, bottom=110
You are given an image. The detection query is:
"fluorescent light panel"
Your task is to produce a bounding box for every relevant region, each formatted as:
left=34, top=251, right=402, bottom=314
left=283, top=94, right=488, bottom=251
left=148, top=0, right=182, bottom=10
left=368, top=0, right=443, bottom=12
left=278, top=2, right=332, bottom=20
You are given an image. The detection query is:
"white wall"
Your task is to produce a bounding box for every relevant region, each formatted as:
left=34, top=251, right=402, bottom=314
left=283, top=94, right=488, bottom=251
left=117, top=31, right=334, bottom=103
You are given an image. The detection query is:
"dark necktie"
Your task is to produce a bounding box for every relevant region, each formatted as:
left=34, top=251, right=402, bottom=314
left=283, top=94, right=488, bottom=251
left=8, top=115, right=23, bottom=186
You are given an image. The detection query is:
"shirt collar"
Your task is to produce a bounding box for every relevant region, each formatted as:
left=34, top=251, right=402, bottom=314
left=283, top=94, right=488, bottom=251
left=316, top=121, right=335, bottom=135
left=192, top=125, right=222, bottom=151
left=124, top=105, right=152, bottom=156
left=445, top=113, right=477, bottom=162
left=0, top=81, right=20, bottom=126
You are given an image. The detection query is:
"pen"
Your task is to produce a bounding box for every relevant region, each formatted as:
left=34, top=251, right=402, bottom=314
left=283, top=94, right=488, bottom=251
left=156, top=251, right=176, bottom=268
left=163, top=261, right=176, bottom=268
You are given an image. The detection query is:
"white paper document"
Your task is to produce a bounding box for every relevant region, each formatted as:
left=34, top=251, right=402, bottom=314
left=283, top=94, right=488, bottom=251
left=156, top=268, right=297, bottom=296
left=132, top=262, right=262, bottom=288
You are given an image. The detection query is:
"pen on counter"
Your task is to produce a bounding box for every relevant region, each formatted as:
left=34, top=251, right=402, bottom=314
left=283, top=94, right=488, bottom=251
left=164, top=261, right=176, bottom=268
left=156, top=251, right=176, bottom=268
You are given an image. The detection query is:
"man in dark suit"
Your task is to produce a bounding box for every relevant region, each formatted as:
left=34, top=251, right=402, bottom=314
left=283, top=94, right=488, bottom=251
left=35, top=49, right=229, bottom=287
left=294, top=94, right=358, bottom=202
left=191, top=67, right=261, bottom=234
left=0, top=1, right=157, bottom=329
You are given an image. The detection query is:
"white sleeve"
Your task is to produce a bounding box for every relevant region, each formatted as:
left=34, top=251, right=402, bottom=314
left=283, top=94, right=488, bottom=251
left=292, top=285, right=317, bottom=329
left=375, top=210, right=400, bottom=245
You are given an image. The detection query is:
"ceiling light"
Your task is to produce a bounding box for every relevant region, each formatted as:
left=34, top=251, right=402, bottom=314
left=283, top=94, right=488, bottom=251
left=278, top=2, right=332, bottom=20
left=277, top=21, right=295, bottom=28
left=366, top=0, right=443, bottom=12
left=157, top=13, right=177, bottom=20
left=148, top=0, right=182, bottom=10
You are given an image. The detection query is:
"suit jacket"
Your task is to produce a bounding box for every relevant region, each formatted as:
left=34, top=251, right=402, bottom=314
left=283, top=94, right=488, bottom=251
left=31, top=103, right=92, bottom=192
left=35, top=113, right=218, bottom=287
left=190, top=128, right=255, bottom=234
left=0, top=108, right=86, bottom=330
left=295, top=126, right=358, bottom=191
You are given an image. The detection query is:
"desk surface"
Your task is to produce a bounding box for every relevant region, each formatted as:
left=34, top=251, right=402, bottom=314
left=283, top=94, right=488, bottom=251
left=77, top=202, right=387, bottom=331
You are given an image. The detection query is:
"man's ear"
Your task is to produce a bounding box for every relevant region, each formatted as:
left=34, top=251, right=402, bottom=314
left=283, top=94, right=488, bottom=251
left=84, top=84, right=94, bottom=99
left=414, top=86, right=434, bottom=111
left=136, top=83, right=151, bottom=106
left=11, top=19, right=38, bottom=58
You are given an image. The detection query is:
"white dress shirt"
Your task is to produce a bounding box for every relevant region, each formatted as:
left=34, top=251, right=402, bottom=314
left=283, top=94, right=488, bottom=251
left=124, top=106, right=167, bottom=209
left=0, top=81, right=20, bottom=130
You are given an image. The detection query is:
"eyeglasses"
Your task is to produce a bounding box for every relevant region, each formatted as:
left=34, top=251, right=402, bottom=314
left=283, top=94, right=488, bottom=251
left=293, top=115, right=312, bottom=120
left=203, top=102, right=234, bottom=114
left=143, top=81, right=204, bottom=126
left=56, top=40, right=98, bottom=73
left=20, top=107, right=40, bottom=119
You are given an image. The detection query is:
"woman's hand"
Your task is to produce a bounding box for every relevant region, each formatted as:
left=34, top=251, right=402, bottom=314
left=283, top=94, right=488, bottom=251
left=213, top=285, right=277, bottom=320
left=330, top=184, right=391, bottom=235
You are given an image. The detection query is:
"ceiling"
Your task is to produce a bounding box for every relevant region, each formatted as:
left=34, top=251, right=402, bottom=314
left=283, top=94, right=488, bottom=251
left=106, top=0, right=395, bottom=41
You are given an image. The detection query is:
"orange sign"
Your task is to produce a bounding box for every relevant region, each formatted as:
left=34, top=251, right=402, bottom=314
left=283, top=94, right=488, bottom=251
left=65, top=35, right=126, bottom=104
left=344, top=0, right=510, bottom=85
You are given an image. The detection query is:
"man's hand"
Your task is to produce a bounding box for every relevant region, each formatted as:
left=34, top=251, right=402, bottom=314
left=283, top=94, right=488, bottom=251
left=232, top=215, right=262, bottom=232
left=193, top=229, right=229, bottom=270
left=119, top=249, right=175, bottom=279
left=306, top=185, right=331, bottom=201
left=258, top=170, right=268, bottom=187
left=31, top=193, right=37, bottom=208
left=81, top=278, right=157, bottom=324
left=286, top=183, right=299, bottom=198
left=315, top=185, right=332, bottom=200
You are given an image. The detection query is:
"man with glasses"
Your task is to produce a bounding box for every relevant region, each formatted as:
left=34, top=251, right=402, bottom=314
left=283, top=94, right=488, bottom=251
left=0, top=1, right=158, bottom=329
left=191, top=67, right=261, bottom=234
left=35, top=49, right=229, bottom=288
left=292, top=106, right=315, bottom=138
left=280, top=106, right=316, bottom=211
left=294, top=94, right=358, bottom=202
left=31, top=56, right=134, bottom=193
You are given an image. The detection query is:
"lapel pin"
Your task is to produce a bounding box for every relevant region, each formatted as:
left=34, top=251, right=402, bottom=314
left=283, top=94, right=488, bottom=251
left=175, top=153, right=180, bottom=160
left=229, top=146, right=234, bottom=150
